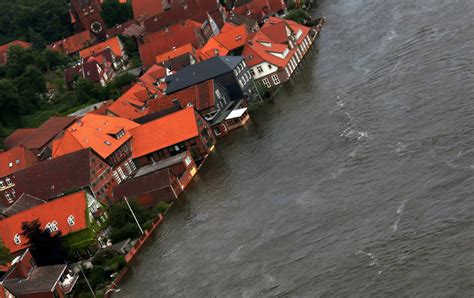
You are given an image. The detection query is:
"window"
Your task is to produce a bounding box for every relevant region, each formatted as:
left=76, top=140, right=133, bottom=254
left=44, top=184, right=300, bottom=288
left=125, top=162, right=132, bottom=174
left=271, top=74, right=280, bottom=85
left=213, top=128, right=221, bottom=136
left=262, top=78, right=271, bottom=88
left=128, top=159, right=136, bottom=171
left=0, top=181, right=4, bottom=188
left=113, top=171, right=121, bottom=184
left=250, top=69, right=255, bottom=76
left=5, top=192, right=12, bottom=203
left=14, top=234, right=21, bottom=245
left=234, top=69, right=238, bottom=76
left=215, top=89, right=222, bottom=99
left=257, top=66, right=263, bottom=73
left=104, top=141, right=111, bottom=146
left=184, top=156, right=192, bottom=166
left=268, top=64, right=273, bottom=69
left=68, top=215, right=75, bottom=226
left=239, top=79, right=243, bottom=88
left=117, top=167, right=127, bottom=180
left=15, top=160, right=20, bottom=165
left=46, top=221, right=59, bottom=233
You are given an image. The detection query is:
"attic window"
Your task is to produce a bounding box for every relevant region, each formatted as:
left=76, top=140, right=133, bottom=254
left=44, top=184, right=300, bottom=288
left=258, top=41, right=272, bottom=48
left=104, top=141, right=112, bottom=146
left=13, top=234, right=21, bottom=245
left=15, top=159, right=20, bottom=164
left=67, top=215, right=75, bottom=226
left=8, top=162, right=13, bottom=168
left=45, top=221, right=59, bottom=233
left=115, top=129, right=125, bottom=139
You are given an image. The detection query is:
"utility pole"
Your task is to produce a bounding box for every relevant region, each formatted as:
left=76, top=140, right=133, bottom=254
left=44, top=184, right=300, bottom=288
left=79, top=264, right=96, bottom=298
left=123, top=196, right=144, bottom=234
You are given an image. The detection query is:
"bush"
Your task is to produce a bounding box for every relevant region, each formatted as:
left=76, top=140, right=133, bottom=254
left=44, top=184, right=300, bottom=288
left=285, top=9, right=311, bottom=25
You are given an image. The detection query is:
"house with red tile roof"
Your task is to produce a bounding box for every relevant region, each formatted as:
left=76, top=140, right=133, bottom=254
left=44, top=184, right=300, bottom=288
left=138, top=21, right=207, bottom=68
left=52, top=115, right=139, bottom=186
left=242, top=17, right=316, bottom=89
left=4, top=117, right=76, bottom=160
left=132, top=0, right=168, bottom=19
left=142, top=0, right=225, bottom=35
left=232, top=0, right=286, bottom=24
left=79, top=37, right=127, bottom=62
left=155, top=43, right=198, bottom=71
left=198, top=23, right=248, bottom=60
left=130, top=107, right=216, bottom=167
left=0, top=146, right=38, bottom=180
left=70, top=0, right=106, bottom=38
left=48, top=30, right=96, bottom=55
left=0, top=249, right=78, bottom=297
left=0, top=148, right=116, bottom=207
left=0, top=40, right=32, bottom=65
left=106, top=65, right=169, bottom=120
left=0, top=190, right=103, bottom=254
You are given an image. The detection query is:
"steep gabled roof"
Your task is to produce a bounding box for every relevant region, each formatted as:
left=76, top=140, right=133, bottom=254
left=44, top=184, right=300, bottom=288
left=52, top=114, right=139, bottom=159
left=130, top=107, right=199, bottom=158
left=3, top=129, right=36, bottom=150
left=19, top=117, right=76, bottom=151
left=113, top=168, right=174, bottom=201
left=48, top=31, right=95, bottom=55
left=0, top=191, right=88, bottom=253
left=13, top=149, right=92, bottom=201
left=242, top=30, right=295, bottom=67
left=0, top=147, right=38, bottom=178
left=79, top=36, right=124, bottom=59
left=132, top=0, right=166, bottom=19
left=165, top=56, right=243, bottom=94
left=2, top=194, right=45, bottom=217
left=155, top=43, right=195, bottom=65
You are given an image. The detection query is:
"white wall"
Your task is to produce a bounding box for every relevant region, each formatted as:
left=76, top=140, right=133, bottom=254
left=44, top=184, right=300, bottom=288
left=250, top=62, right=279, bottom=80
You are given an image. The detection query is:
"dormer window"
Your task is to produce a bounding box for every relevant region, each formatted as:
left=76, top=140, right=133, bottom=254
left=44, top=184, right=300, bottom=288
left=16, top=160, right=20, bottom=165
left=258, top=41, right=272, bottom=48
left=5, top=177, right=12, bottom=186
left=0, top=181, right=4, bottom=188
left=8, top=162, right=13, bottom=168
left=14, top=234, right=21, bottom=245
left=67, top=215, right=75, bottom=226
left=46, top=221, right=59, bottom=233
left=104, top=141, right=112, bottom=146
left=115, top=129, right=125, bottom=139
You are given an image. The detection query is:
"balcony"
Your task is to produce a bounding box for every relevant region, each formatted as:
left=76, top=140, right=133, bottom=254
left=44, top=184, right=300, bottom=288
left=59, top=271, right=79, bottom=294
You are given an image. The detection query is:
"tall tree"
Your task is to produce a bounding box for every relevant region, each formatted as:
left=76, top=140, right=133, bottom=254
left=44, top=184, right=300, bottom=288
left=21, top=219, right=67, bottom=266
left=101, top=0, right=133, bottom=28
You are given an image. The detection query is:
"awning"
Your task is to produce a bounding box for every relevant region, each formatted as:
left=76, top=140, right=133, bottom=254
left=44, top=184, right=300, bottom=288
left=225, top=108, right=248, bottom=120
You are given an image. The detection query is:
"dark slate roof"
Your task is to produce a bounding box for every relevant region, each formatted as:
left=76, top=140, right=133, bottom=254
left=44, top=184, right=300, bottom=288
left=13, top=149, right=92, bottom=201
left=3, top=264, right=66, bottom=295
left=20, top=117, right=76, bottom=150
left=165, top=56, right=243, bottom=94
left=133, top=105, right=182, bottom=124
left=134, top=152, right=188, bottom=178
left=2, top=194, right=45, bottom=217
left=113, top=168, right=174, bottom=200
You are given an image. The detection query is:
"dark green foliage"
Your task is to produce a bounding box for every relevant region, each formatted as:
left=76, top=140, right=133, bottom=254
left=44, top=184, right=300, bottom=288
left=0, top=0, right=74, bottom=45
left=21, top=219, right=67, bottom=266
left=285, top=9, right=311, bottom=25
left=101, top=0, right=133, bottom=28
left=106, top=72, right=136, bottom=99
left=108, top=201, right=155, bottom=243
left=0, top=240, right=12, bottom=265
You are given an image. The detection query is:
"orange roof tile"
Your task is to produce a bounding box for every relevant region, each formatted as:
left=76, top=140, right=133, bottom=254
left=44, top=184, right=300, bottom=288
left=130, top=107, right=199, bottom=158
left=0, top=147, right=38, bottom=178
left=132, top=0, right=165, bottom=19
left=242, top=30, right=296, bottom=68
left=52, top=114, right=140, bottom=159
left=0, top=191, right=88, bottom=253
left=79, top=36, right=124, bottom=59
left=48, top=31, right=94, bottom=55
left=139, top=64, right=168, bottom=86
left=155, top=43, right=195, bottom=65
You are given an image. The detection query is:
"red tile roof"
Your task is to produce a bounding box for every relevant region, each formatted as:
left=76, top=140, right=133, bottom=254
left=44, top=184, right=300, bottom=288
left=0, top=191, right=88, bottom=253
left=79, top=36, right=124, bottom=59
left=139, top=21, right=205, bottom=68
left=48, top=31, right=95, bottom=55
left=132, top=0, right=165, bottom=19
left=130, top=107, right=199, bottom=158
left=264, top=16, right=311, bottom=44
left=52, top=114, right=140, bottom=159
left=199, top=23, right=248, bottom=60
left=0, top=40, right=32, bottom=64
left=3, top=129, right=36, bottom=150
left=0, top=147, right=38, bottom=178
left=155, top=43, right=195, bottom=65
left=18, top=117, right=76, bottom=151
left=149, top=80, right=215, bottom=113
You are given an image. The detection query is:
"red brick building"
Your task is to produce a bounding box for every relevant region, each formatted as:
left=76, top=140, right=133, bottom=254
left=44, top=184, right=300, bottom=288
left=70, top=0, right=107, bottom=38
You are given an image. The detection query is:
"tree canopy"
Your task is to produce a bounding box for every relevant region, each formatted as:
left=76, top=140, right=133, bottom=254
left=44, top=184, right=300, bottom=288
left=0, top=0, right=74, bottom=45
left=101, top=0, right=133, bottom=28
left=285, top=8, right=311, bottom=25
left=21, top=219, right=67, bottom=266
left=0, top=240, right=12, bottom=265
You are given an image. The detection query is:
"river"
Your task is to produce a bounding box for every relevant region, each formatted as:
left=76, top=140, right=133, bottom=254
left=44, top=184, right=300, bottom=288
left=116, top=0, right=474, bottom=296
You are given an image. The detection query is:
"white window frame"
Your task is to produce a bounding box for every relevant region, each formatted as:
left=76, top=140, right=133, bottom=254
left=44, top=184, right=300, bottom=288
left=67, top=215, right=75, bottom=226
left=262, top=78, right=271, bottom=88
left=128, top=159, right=136, bottom=171
left=46, top=221, right=59, bottom=233
left=257, top=66, right=263, bottom=73
left=184, top=156, right=192, bottom=166
left=14, top=234, right=21, bottom=245
left=125, top=162, right=132, bottom=174
left=5, top=192, right=12, bottom=203
left=117, top=167, right=127, bottom=180
left=271, top=74, right=280, bottom=85
left=113, top=170, right=121, bottom=184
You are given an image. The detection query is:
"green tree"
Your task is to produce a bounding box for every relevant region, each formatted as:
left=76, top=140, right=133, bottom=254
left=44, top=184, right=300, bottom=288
left=108, top=201, right=155, bottom=243
left=21, top=219, right=67, bottom=266
left=73, top=78, right=108, bottom=105
left=0, top=241, right=12, bottom=265
left=285, top=8, right=311, bottom=25
left=101, top=0, right=133, bottom=28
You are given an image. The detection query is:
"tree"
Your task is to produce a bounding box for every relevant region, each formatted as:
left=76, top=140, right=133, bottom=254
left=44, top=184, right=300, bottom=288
left=0, top=241, right=12, bottom=265
left=21, top=219, right=67, bottom=266
left=108, top=201, right=154, bottom=243
left=285, top=9, right=311, bottom=25
left=101, top=0, right=133, bottom=28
